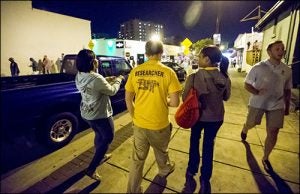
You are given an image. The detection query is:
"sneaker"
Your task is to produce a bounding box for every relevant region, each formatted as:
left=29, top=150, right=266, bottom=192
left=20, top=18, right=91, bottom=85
left=241, top=131, right=247, bottom=141
left=84, top=169, right=102, bottom=181
left=262, top=159, right=273, bottom=172
left=101, top=153, right=112, bottom=163
left=159, top=161, right=175, bottom=178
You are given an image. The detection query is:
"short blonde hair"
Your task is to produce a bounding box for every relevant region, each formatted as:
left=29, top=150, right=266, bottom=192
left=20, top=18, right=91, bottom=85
left=267, top=40, right=284, bottom=51
left=145, top=40, right=163, bottom=56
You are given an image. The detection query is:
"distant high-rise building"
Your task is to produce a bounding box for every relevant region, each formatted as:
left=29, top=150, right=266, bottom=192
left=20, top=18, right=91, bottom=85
left=118, top=19, right=164, bottom=41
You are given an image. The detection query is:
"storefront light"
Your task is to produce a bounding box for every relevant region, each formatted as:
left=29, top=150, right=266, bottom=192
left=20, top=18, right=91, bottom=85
left=107, top=40, right=113, bottom=48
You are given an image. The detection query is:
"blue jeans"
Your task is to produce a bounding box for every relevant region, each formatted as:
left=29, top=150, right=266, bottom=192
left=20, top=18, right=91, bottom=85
left=187, top=121, right=223, bottom=181
left=84, top=116, right=114, bottom=173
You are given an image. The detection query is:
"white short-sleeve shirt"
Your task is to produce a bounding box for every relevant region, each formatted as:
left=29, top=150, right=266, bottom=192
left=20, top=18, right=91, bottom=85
left=245, top=60, right=292, bottom=110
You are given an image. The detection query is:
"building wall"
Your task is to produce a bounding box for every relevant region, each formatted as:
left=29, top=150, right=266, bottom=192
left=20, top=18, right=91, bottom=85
left=93, top=39, right=124, bottom=57
left=260, top=15, right=292, bottom=63
left=1, top=1, right=91, bottom=76
left=234, top=32, right=263, bottom=73
left=256, top=1, right=300, bottom=88
left=288, top=10, right=299, bottom=64
left=164, top=44, right=182, bottom=56
left=93, top=39, right=146, bottom=60
left=92, top=39, right=180, bottom=64
left=118, top=19, right=164, bottom=41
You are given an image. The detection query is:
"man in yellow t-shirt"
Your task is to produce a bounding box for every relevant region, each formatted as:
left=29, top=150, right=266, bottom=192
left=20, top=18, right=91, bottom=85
left=125, top=40, right=182, bottom=193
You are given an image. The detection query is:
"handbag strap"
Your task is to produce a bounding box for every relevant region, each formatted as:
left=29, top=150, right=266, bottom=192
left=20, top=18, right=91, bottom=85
left=192, top=73, right=196, bottom=88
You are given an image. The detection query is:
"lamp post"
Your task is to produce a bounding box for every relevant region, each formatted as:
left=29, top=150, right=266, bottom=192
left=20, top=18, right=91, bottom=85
left=214, top=1, right=222, bottom=47
left=150, top=34, right=161, bottom=41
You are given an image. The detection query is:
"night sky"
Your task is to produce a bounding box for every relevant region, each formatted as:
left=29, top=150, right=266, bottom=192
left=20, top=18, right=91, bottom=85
left=32, top=0, right=277, bottom=47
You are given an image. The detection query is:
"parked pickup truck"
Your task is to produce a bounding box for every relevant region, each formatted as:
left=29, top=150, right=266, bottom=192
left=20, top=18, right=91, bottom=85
left=1, top=55, right=132, bottom=148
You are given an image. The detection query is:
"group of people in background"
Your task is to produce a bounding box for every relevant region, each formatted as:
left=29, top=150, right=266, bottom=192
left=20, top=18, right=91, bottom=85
left=8, top=53, right=65, bottom=76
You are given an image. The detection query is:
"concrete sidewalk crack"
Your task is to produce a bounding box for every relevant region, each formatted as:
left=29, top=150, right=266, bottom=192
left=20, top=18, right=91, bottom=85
left=22, top=122, right=133, bottom=193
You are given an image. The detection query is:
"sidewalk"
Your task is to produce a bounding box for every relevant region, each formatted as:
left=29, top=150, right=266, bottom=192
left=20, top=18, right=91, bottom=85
left=2, top=69, right=300, bottom=193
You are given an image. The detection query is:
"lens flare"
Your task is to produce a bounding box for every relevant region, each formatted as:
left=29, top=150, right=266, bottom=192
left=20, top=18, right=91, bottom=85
left=184, top=1, right=203, bottom=29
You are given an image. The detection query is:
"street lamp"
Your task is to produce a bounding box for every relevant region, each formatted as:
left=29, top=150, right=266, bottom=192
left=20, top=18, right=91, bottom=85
left=220, top=44, right=225, bottom=51
left=150, top=34, right=160, bottom=41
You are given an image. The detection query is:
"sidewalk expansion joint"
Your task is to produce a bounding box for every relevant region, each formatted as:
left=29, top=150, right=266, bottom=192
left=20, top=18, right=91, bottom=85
left=22, top=122, right=134, bottom=193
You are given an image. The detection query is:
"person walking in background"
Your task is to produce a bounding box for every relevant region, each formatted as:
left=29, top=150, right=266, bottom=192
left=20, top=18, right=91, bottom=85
left=56, top=53, right=64, bottom=72
left=29, top=57, right=38, bottom=74
left=125, top=40, right=182, bottom=193
left=61, top=53, right=65, bottom=70
left=240, top=40, right=292, bottom=172
left=8, top=57, right=20, bottom=76
left=55, top=57, right=62, bottom=73
left=184, top=45, right=231, bottom=194
left=43, top=55, right=51, bottom=74
left=50, top=60, right=58, bottom=73
left=75, top=49, right=124, bottom=181
left=37, top=59, right=44, bottom=74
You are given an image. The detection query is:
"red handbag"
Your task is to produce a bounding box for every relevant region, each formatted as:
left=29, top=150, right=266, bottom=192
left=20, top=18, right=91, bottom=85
left=175, top=75, right=200, bottom=129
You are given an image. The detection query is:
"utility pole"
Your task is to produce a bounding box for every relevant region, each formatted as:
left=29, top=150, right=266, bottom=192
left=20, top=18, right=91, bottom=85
left=216, top=15, right=220, bottom=34
left=214, top=2, right=221, bottom=46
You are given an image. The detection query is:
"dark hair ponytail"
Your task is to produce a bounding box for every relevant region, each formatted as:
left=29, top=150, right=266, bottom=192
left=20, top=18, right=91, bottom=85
left=220, top=55, right=229, bottom=78
left=201, top=45, right=222, bottom=66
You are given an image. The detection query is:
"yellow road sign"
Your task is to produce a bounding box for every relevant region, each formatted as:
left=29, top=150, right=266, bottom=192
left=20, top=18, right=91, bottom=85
left=183, top=48, right=190, bottom=55
left=88, top=40, right=94, bottom=50
left=181, top=38, right=193, bottom=55
left=181, top=38, right=193, bottom=48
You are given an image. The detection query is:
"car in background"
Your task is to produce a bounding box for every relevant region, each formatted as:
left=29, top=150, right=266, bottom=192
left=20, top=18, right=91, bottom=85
left=162, top=61, right=187, bottom=81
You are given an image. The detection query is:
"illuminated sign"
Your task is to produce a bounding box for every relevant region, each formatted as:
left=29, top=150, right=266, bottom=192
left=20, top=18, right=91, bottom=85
left=181, top=38, right=193, bottom=48
left=116, top=41, right=124, bottom=48
left=213, top=34, right=221, bottom=45
left=107, top=40, right=114, bottom=48
left=181, top=38, right=193, bottom=55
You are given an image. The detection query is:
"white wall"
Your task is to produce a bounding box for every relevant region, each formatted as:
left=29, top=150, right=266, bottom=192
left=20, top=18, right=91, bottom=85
left=261, top=13, right=299, bottom=65
left=124, top=40, right=146, bottom=61
left=1, top=1, right=91, bottom=76
left=164, top=44, right=181, bottom=56
left=233, top=32, right=263, bottom=73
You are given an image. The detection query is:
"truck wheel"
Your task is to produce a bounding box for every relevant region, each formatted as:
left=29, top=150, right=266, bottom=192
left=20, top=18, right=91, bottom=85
left=41, top=112, right=78, bottom=148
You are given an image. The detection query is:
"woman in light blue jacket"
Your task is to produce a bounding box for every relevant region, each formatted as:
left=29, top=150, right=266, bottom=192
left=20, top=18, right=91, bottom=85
left=75, top=49, right=124, bottom=181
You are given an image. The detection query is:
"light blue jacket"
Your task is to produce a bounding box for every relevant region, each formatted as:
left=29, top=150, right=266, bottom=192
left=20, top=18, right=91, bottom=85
left=75, top=72, right=122, bottom=120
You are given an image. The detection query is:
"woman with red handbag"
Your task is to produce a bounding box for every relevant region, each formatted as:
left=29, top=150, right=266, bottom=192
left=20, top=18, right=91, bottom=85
left=182, top=45, right=231, bottom=193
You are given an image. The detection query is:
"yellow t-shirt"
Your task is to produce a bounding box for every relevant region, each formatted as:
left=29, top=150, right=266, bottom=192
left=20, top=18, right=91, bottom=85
left=125, top=59, right=182, bottom=130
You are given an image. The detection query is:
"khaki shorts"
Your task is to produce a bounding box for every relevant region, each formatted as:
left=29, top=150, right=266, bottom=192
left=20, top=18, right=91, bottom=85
left=244, top=106, right=285, bottom=129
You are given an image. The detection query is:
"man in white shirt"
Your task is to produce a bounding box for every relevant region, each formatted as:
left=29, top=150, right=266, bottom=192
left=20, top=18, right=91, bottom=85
left=240, top=40, right=292, bottom=172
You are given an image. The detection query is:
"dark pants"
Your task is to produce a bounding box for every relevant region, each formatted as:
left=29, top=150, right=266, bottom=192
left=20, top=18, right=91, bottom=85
left=187, top=121, right=223, bottom=181
left=84, top=116, right=114, bottom=173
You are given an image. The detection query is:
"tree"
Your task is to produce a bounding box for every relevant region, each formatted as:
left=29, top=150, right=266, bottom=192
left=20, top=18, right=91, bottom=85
left=191, top=38, right=213, bottom=54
